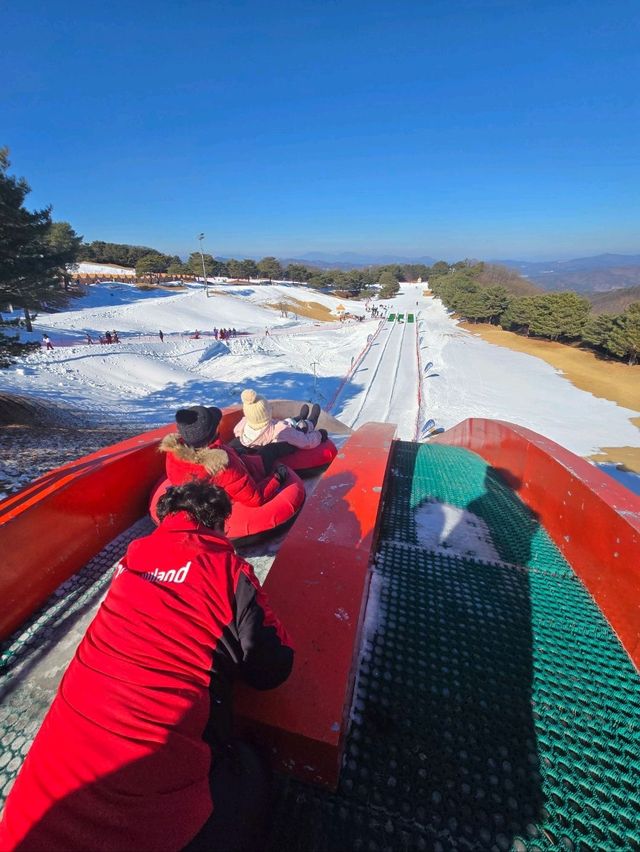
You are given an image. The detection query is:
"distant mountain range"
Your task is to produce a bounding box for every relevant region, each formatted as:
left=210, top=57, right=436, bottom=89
left=219, top=250, right=640, bottom=295
left=298, top=251, right=438, bottom=267
left=268, top=252, right=438, bottom=271
left=494, top=254, right=640, bottom=293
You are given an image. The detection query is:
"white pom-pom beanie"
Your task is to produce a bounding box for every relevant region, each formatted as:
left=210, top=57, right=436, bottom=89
left=241, top=389, right=271, bottom=429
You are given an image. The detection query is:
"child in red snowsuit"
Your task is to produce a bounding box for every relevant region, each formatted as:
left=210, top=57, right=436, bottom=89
left=159, top=405, right=288, bottom=504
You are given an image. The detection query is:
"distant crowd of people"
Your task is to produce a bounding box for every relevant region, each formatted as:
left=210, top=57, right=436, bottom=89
left=365, top=302, right=388, bottom=318
left=43, top=304, right=389, bottom=353
left=213, top=327, right=237, bottom=340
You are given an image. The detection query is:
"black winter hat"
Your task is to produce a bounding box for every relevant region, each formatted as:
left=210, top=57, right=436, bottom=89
left=175, top=406, right=222, bottom=448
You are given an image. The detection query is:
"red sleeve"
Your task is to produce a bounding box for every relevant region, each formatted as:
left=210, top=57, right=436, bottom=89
left=217, top=455, right=265, bottom=507
left=258, top=473, right=282, bottom=502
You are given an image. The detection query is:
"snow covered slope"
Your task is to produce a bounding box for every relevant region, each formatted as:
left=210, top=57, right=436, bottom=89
left=1, top=281, right=638, bottom=461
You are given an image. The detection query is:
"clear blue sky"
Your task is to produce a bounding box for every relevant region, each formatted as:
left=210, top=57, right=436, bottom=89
left=2, top=0, right=639, bottom=261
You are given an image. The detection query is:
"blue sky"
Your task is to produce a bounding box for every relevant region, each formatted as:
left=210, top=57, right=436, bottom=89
left=2, top=0, right=639, bottom=261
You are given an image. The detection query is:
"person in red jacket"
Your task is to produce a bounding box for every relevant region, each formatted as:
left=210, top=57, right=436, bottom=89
left=159, top=405, right=287, bottom=506
left=0, top=480, right=294, bottom=852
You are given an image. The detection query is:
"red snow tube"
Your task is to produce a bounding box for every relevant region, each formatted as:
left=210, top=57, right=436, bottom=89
left=149, top=470, right=306, bottom=545
left=283, top=440, right=338, bottom=478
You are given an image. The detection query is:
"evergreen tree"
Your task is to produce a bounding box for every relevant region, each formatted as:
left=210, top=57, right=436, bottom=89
left=548, top=292, right=591, bottom=339
left=78, top=241, right=168, bottom=268
left=479, top=286, right=510, bottom=323
left=226, top=259, right=244, bottom=279
left=431, top=261, right=450, bottom=276
left=240, top=259, right=259, bottom=281
left=46, top=221, right=83, bottom=290
left=500, top=296, right=538, bottom=335
left=0, top=148, right=69, bottom=330
left=378, top=270, right=399, bottom=298
left=257, top=256, right=283, bottom=282
left=136, top=252, right=168, bottom=281
left=186, top=252, right=225, bottom=278
left=285, top=264, right=309, bottom=283
left=606, top=303, right=640, bottom=365
left=581, top=313, right=615, bottom=352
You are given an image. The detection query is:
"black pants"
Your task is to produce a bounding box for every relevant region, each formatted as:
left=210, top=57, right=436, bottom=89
left=228, top=438, right=296, bottom=473
left=183, top=740, right=271, bottom=852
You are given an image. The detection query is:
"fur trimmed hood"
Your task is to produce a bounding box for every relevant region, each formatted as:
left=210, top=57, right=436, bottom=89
left=159, top=432, right=229, bottom=476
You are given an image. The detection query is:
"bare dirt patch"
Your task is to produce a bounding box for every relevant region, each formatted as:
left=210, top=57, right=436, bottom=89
left=265, top=297, right=335, bottom=322
left=460, top=322, right=640, bottom=472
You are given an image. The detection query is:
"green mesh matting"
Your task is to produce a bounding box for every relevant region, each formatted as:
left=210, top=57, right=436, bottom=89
left=388, top=314, right=396, bottom=321
left=266, top=442, right=640, bottom=851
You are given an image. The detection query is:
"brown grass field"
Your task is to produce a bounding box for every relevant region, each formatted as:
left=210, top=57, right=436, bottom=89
left=459, top=322, right=640, bottom=473
left=265, top=297, right=335, bottom=322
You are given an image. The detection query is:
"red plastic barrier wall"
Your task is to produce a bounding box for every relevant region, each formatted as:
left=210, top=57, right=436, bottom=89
left=234, top=422, right=397, bottom=788
left=430, top=418, right=640, bottom=668
left=0, top=407, right=244, bottom=640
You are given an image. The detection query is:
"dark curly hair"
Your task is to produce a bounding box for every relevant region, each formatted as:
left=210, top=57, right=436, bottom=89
left=156, top=479, right=232, bottom=530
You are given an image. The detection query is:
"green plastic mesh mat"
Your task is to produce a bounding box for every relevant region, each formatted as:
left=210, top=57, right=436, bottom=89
left=266, top=442, right=640, bottom=851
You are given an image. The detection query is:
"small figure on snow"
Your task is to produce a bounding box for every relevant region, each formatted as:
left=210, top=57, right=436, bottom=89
left=42, top=334, right=53, bottom=350
left=159, top=330, right=164, bottom=343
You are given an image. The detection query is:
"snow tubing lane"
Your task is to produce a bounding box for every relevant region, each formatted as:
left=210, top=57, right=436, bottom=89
left=283, top=440, right=338, bottom=478
left=149, top=470, right=306, bottom=543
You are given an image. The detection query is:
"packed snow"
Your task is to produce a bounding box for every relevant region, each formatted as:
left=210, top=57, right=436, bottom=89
left=74, top=262, right=137, bottom=276
left=414, top=502, right=502, bottom=562
left=2, top=279, right=639, bottom=466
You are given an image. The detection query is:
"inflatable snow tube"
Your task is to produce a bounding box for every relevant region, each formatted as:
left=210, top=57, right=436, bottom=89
left=284, top=440, right=338, bottom=478
left=149, top=471, right=306, bottom=545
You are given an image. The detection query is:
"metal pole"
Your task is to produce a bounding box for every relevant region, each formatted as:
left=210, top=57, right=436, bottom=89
left=197, top=233, right=207, bottom=291
left=311, top=360, right=319, bottom=398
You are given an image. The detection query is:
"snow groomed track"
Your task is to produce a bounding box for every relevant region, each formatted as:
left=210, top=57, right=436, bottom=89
left=338, top=307, right=421, bottom=438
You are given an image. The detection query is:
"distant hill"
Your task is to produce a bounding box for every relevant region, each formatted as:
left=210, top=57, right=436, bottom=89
left=476, top=264, right=542, bottom=296
left=494, top=254, right=640, bottom=293
left=588, top=286, right=640, bottom=314
left=297, top=252, right=438, bottom=269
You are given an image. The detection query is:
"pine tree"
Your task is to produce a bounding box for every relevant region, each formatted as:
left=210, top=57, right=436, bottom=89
left=257, top=256, right=283, bottom=282
left=0, top=148, right=62, bottom=329
left=46, top=221, right=83, bottom=289
left=136, top=252, right=169, bottom=282
left=240, top=259, right=259, bottom=281
left=378, top=270, right=399, bottom=298
left=500, top=296, right=538, bottom=335
left=606, top=303, right=640, bottom=365
left=286, top=264, right=309, bottom=283
left=581, top=313, right=615, bottom=352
